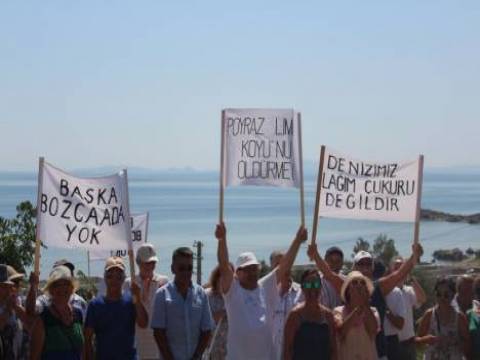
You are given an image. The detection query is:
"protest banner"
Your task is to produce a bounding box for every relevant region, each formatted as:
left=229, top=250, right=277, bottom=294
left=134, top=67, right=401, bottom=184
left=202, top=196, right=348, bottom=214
left=89, top=212, right=149, bottom=261
left=311, top=146, right=424, bottom=244
left=219, top=108, right=305, bottom=225
left=34, top=159, right=133, bottom=276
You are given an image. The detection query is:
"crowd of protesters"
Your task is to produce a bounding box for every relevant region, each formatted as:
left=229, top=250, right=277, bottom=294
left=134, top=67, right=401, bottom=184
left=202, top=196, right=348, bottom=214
left=1, top=223, right=480, bottom=359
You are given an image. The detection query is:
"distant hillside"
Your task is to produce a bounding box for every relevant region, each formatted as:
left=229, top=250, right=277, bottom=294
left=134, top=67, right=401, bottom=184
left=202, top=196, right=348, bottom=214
left=421, top=209, right=480, bottom=224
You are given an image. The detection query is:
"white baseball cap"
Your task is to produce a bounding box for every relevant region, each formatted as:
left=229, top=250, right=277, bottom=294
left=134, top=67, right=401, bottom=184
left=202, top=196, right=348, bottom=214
left=235, top=252, right=260, bottom=269
left=353, top=250, right=373, bottom=264
left=136, top=244, right=158, bottom=264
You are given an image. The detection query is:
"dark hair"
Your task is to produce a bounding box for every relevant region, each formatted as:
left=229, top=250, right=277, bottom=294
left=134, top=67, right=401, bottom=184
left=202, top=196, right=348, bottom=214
left=434, top=276, right=456, bottom=294
left=373, top=260, right=386, bottom=280
left=208, top=263, right=233, bottom=294
left=325, top=246, right=344, bottom=259
left=172, top=247, right=193, bottom=263
left=300, top=269, right=321, bottom=285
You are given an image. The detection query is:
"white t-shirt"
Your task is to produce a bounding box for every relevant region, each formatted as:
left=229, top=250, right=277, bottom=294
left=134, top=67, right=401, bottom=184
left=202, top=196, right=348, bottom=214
left=223, top=273, right=276, bottom=360
left=124, top=273, right=169, bottom=359
left=384, top=287, right=407, bottom=336
left=397, top=285, right=418, bottom=341
left=261, top=270, right=301, bottom=360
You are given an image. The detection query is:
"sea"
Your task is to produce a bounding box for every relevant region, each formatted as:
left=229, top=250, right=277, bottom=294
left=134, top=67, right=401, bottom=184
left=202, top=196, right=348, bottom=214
left=0, top=169, right=479, bottom=281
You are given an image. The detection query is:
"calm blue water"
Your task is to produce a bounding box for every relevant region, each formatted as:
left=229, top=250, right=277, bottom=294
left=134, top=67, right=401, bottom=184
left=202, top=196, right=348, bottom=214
left=0, top=171, right=479, bottom=280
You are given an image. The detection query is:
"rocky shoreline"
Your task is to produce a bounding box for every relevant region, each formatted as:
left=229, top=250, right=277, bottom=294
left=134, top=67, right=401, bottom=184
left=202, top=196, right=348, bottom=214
left=421, top=208, right=480, bottom=224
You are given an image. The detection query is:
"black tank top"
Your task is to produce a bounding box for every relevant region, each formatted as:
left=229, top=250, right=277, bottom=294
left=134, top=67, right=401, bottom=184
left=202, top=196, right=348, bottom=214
left=292, top=311, right=331, bottom=360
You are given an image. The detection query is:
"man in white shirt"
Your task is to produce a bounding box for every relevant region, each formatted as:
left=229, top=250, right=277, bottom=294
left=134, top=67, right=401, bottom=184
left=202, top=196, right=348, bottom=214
left=390, top=256, right=426, bottom=360
left=384, top=286, right=406, bottom=360
left=124, top=244, right=169, bottom=360
left=215, top=222, right=307, bottom=360
left=268, top=250, right=302, bottom=360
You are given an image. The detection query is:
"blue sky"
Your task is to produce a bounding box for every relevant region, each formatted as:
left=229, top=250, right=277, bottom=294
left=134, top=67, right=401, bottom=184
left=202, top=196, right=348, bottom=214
left=1, top=1, right=479, bottom=171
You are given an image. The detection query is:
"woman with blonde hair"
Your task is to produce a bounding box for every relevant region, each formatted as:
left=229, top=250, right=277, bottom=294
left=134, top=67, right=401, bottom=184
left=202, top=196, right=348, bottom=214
left=30, top=265, right=84, bottom=360
left=333, top=271, right=379, bottom=360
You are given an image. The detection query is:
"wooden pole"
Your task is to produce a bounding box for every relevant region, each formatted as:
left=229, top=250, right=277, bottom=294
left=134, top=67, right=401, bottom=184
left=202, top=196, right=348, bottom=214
left=297, top=112, right=305, bottom=227
left=413, top=155, right=424, bottom=244
left=34, top=157, right=45, bottom=276
left=123, top=168, right=136, bottom=281
left=144, top=212, right=150, bottom=243
left=219, top=110, right=226, bottom=223
left=311, top=146, right=326, bottom=245
left=195, top=241, right=203, bottom=285
left=87, top=251, right=91, bottom=277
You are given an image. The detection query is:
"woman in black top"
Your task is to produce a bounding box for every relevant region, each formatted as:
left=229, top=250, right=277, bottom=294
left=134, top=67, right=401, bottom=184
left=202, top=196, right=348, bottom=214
left=283, top=269, right=337, bottom=360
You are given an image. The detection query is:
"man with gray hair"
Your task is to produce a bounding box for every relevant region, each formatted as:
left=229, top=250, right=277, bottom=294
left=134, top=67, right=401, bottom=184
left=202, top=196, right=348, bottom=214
left=124, top=244, right=168, bottom=360
left=453, top=274, right=474, bottom=315
left=268, top=249, right=302, bottom=360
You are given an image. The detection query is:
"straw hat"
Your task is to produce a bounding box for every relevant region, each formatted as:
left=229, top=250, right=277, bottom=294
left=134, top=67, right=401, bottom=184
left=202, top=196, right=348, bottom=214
left=42, top=265, right=77, bottom=294
left=341, top=270, right=374, bottom=303
left=7, top=265, right=25, bottom=282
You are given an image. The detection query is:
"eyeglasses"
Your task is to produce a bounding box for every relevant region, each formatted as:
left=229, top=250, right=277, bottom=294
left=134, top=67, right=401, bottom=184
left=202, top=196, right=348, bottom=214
left=105, top=273, right=125, bottom=280
left=302, top=281, right=321, bottom=289
left=177, top=265, right=193, bottom=272
left=357, top=261, right=372, bottom=267
left=51, top=281, right=72, bottom=288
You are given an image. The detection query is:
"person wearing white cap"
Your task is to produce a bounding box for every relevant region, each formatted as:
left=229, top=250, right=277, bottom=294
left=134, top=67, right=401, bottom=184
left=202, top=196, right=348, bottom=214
left=84, top=257, right=148, bottom=360
left=214, top=222, right=307, bottom=360
left=308, top=242, right=423, bottom=359
left=123, top=244, right=168, bottom=360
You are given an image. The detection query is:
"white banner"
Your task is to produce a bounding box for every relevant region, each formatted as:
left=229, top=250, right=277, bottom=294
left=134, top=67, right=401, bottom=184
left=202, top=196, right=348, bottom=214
left=223, top=108, right=301, bottom=188
left=318, top=147, right=421, bottom=222
left=89, top=213, right=149, bottom=261
left=38, top=161, right=132, bottom=250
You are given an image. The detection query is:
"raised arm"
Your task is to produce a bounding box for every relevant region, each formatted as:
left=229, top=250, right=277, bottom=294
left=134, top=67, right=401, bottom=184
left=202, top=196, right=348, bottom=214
left=411, top=276, right=427, bottom=305
left=130, top=281, right=148, bottom=328
left=307, top=243, right=344, bottom=294
left=215, top=222, right=234, bottom=294
left=276, top=226, right=307, bottom=284
left=26, top=272, right=39, bottom=317
left=379, top=243, right=423, bottom=297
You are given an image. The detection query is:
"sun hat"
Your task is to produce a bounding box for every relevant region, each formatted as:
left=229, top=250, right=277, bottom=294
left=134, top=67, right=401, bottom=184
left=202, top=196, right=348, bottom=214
left=42, top=265, right=76, bottom=293
left=0, top=264, right=14, bottom=285
left=341, top=270, right=374, bottom=303
left=7, top=265, right=24, bottom=282
left=136, top=244, right=158, bottom=265
left=53, top=259, right=75, bottom=275
left=235, top=252, right=260, bottom=269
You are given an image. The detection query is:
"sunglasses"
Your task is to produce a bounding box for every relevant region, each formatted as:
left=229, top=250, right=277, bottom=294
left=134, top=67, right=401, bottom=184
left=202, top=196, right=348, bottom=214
left=177, top=265, right=193, bottom=272
left=105, top=273, right=125, bottom=280
left=436, top=290, right=453, bottom=299
left=302, top=281, right=321, bottom=289
left=351, top=279, right=367, bottom=287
